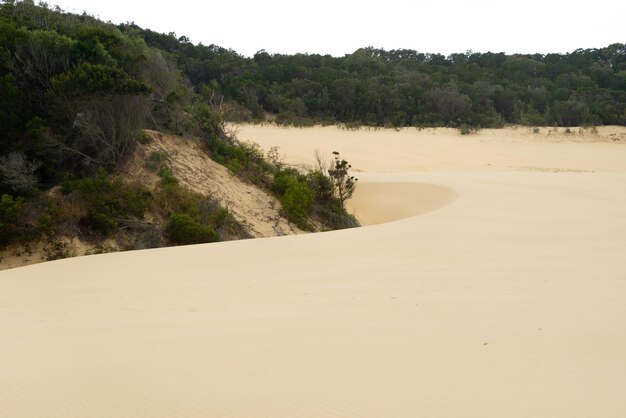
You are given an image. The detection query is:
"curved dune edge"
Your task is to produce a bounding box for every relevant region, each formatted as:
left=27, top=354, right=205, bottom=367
left=346, top=181, right=458, bottom=225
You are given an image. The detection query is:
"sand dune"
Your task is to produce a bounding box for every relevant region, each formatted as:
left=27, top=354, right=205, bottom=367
left=2, top=126, right=626, bottom=417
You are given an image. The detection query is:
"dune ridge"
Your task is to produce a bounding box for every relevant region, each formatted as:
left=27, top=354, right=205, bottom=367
left=1, top=126, right=626, bottom=417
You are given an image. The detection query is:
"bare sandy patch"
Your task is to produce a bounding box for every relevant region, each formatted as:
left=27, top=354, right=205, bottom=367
left=236, top=124, right=626, bottom=173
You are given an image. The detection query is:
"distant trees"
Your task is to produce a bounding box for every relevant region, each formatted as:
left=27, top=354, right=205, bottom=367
left=552, top=99, right=593, bottom=126
left=135, top=40, right=623, bottom=129
left=426, top=87, right=472, bottom=124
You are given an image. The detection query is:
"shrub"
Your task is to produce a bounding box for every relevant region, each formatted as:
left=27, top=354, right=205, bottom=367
left=271, top=168, right=315, bottom=229
left=199, top=202, right=248, bottom=239
left=272, top=168, right=300, bottom=195
left=146, top=150, right=167, bottom=171
left=207, top=137, right=272, bottom=185
left=281, top=181, right=315, bottom=230
left=166, top=213, right=218, bottom=245
left=316, top=201, right=360, bottom=230
left=154, top=180, right=201, bottom=220
left=459, top=124, right=480, bottom=135
left=306, top=169, right=334, bottom=203
left=44, top=239, right=76, bottom=261
left=64, top=170, right=152, bottom=235
left=158, top=165, right=178, bottom=186
left=0, top=194, right=24, bottom=244
left=265, top=146, right=283, bottom=168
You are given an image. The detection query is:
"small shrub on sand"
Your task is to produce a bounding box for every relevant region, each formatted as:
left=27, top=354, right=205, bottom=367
left=166, top=213, right=218, bottom=245
left=146, top=150, right=167, bottom=171
left=272, top=168, right=315, bottom=230
left=459, top=124, right=480, bottom=135
left=44, top=238, right=76, bottom=261
left=158, top=165, right=178, bottom=186
left=316, top=201, right=360, bottom=230
left=281, top=180, right=315, bottom=230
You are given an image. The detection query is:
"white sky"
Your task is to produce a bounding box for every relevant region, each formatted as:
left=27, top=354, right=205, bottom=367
left=48, top=0, right=625, bottom=57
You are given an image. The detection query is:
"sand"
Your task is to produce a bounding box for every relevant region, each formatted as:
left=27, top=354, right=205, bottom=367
left=2, top=125, right=626, bottom=417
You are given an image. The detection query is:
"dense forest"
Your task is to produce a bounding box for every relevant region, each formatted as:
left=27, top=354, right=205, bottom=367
left=129, top=31, right=626, bottom=129
left=126, top=27, right=626, bottom=130
left=0, top=0, right=624, bottom=258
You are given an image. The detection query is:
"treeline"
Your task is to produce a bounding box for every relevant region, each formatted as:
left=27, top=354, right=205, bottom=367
left=125, top=26, right=626, bottom=128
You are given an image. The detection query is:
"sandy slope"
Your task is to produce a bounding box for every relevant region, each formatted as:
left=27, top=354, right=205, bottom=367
left=2, top=126, right=626, bottom=417
left=123, top=130, right=302, bottom=238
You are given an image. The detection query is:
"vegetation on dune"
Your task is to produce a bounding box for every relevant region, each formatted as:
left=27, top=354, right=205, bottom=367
left=271, top=151, right=359, bottom=230
left=166, top=214, right=218, bottom=245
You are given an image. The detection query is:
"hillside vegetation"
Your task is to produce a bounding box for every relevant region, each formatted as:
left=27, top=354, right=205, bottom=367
left=0, top=1, right=359, bottom=267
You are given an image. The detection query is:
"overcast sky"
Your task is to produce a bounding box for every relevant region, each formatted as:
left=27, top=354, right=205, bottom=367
left=48, top=0, right=624, bottom=57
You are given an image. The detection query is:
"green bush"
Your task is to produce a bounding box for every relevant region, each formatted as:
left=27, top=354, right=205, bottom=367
left=207, top=136, right=272, bottom=185
left=281, top=181, right=315, bottom=230
left=154, top=181, right=201, bottom=220
left=271, top=168, right=315, bottom=229
left=306, top=169, right=334, bottom=203
left=65, top=170, right=152, bottom=235
left=200, top=203, right=248, bottom=239
left=158, top=165, right=178, bottom=186
left=272, top=168, right=300, bottom=195
left=82, top=210, right=118, bottom=234
left=166, top=213, right=218, bottom=245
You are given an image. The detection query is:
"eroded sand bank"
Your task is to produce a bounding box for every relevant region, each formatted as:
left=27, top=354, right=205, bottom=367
left=1, top=126, right=626, bottom=417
